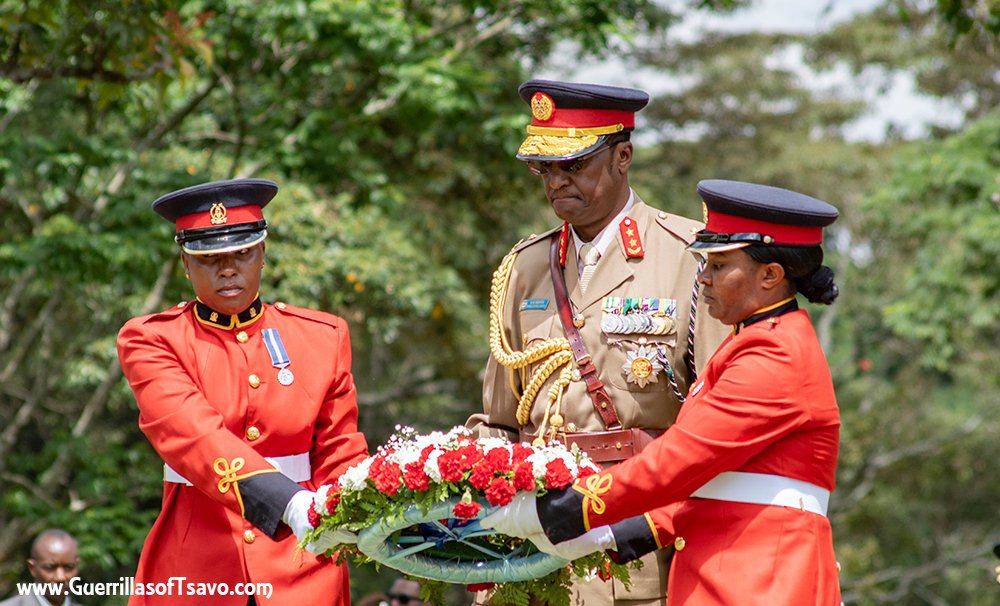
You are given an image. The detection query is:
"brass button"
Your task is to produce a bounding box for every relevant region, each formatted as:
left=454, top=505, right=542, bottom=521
left=244, top=529, right=255, bottom=544
left=600, top=402, right=607, bottom=409
left=674, top=537, right=685, bottom=551
left=566, top=423, right=578, bottom=432
left=571, top=369, right=582, bottom=381
left=658, top=211, right=668, bottom=219
left=236, top=331, right=249, bottom=343
left=573, top=314, right=585, bottom=328
left=248, top=374, right=261, bottom=388
left=615, top=441, right=622, bottom=449
left=276, top=302, right=287, bottom=310
left=246, top=426, right=261, bottom=441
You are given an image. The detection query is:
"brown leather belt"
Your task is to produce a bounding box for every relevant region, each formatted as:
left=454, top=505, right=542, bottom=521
left=520, top=427, right=665, bottom=464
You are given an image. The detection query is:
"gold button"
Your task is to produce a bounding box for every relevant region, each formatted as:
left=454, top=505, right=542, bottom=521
left=573, top=314, right=585, bottom=328
left=571, top=369, right=582, bottom=381
left=248, top=374, right=261, bottom=388
left=600, top=402, right=607, bottom=409
left=176, top=301, right=186, bottom=308
left=244, top=529, right=255, bottom=544
left=276, top=302, right=287, bottom=309
left=549, top=414, right=564, bottom=428
left=615, top=441, right=622, bottom=449
left=246, top=426, right=261, bottom=441
left=236, top=331, right=249, bottom=343
left=566, top=423, right=578, bottom=432
left=658, top=211, right=668, bottom=219
left=674, top=537, right=685, bottom=551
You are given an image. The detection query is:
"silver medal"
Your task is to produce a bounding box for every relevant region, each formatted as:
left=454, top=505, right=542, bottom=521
left=278, top=367, right=294, bottom=386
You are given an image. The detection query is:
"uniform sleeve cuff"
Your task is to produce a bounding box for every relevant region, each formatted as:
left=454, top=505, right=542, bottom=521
left=537, top=488, right=587, bottom=543
left=238, top=473, right=302, bottom=539
left=608, top=515, right=660, bottom=563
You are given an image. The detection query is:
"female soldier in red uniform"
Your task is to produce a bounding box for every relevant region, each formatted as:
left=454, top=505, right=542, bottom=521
left=483, top=179, right=843, bottom=605
left=118, top=179, right=367, bottom=605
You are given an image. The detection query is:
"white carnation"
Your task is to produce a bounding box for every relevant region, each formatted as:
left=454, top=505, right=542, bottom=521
left=424, top=449, right=443, bottom=483
left=312, top=484, right=331, bottom=515
left=339, top=457, right=373, bottom=492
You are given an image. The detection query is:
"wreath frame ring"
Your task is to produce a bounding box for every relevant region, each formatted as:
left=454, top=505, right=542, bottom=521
left=356, top=496, right=570, bottom=584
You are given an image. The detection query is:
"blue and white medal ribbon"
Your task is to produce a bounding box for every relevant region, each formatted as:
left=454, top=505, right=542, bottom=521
left=262, top=328, right=294, bottom=386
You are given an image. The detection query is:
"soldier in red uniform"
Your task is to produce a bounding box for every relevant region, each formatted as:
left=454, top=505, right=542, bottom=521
left=117, top=179, right=368, bottom=605
left=483, top=179, right=843, bottom=605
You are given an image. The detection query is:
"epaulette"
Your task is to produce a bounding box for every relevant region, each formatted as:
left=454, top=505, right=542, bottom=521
left=509, top=225, right=562, bottom=254
left=653, top=210, right=703, bottom=245
left=140, top=301, right=192, bottom=324
left=269, top=301, right=342, bottom=329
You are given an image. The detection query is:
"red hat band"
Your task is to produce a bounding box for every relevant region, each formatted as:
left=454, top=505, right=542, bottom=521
left=174, top=205, right=264, bottom=232
left=531, top=106, right=636, bottom=130
left=707, top=210, right=824, bottom=246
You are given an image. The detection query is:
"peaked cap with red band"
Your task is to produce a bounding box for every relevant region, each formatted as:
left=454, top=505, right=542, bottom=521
left=690, top=179, right=838, bottom=252
left=152, top=178, right=277, bottom=255
left=516, top=79, right=649, bottom=161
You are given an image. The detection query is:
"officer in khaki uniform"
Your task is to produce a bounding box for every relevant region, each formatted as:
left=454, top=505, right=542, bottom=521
left=467, top=81, right=728, bottom=604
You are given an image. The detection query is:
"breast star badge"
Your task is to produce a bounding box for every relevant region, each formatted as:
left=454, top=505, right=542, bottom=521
left=622, top=344, right=662, bottom=388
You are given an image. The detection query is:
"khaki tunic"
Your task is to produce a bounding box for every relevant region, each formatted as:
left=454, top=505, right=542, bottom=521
left=469, top=198, right=730, bottom=605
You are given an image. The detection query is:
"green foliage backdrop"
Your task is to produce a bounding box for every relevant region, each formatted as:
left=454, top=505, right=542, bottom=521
left=1, top=1, right=997, bottom=604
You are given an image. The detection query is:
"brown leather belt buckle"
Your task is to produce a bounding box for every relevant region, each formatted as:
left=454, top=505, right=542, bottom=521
left=519, top=428, right=665, bottom=464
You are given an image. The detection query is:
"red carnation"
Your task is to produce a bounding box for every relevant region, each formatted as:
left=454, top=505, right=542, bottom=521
left=325, top=490, right=341, bottom=515
left=453, top=500, right=482, bottom=519
left=457, top=444, right=483, bottom=471
left=469, top=461, right=494, bottom=490
left=577, top=463, right=600, bottom=480
left=596, top=560, right=613, bottom=582
left=512, top=463, right=536, bottom=492
left=485, top=477, right=516, bottom=506
left=437, top=450, right=465, bottom=482
left=483, top=448, right=512, bottom=474
left=370, top=456, right=401, bottom=495
left=307, top=505, right=322, bottom=528
left=403, top=460, right=430, bottom=491
left=419, top=445, right=435, bottom=462
left=544, top=458, right=573, bottom=489
left=511, top=443, right=533, bottom=464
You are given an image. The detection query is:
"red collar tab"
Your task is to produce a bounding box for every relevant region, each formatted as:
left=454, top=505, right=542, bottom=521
left=619, top=216, right=644, bottom=259
left=175, top=205, right=264, bottom=232
left=531, top=92, right=635, bottom=130
left=558, top=223, right=570, bottom=267
left=707, top=209, right=824, bottom=246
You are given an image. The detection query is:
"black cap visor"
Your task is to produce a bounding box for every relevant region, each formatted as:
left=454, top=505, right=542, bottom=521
left=177, top=221, right=268, bottom=255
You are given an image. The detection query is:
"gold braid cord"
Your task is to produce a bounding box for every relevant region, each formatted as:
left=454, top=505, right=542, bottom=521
left=489, top=249, right=574, bottom=434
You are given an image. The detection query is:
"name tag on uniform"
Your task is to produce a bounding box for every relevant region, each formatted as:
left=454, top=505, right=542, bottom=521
left=519, top=298, right=549, bottom=311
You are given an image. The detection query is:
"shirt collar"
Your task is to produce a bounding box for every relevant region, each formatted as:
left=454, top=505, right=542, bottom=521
left=194, top=297, right=265, bottom=330
left=733, top=296, right=798, bottom=335
left=570, top=189, right=636, bottom=262
left=32, top=588, right=70, bottom=606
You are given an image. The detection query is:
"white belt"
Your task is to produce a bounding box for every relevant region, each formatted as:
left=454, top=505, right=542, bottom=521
left=163, top=453, right=312, bottom=485
left=691, top=471, right=830, bottom=516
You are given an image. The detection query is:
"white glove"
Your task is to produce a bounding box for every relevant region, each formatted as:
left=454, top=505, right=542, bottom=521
left=282, top=490, right=358, bottom=554
left=527, top=525, right=617, bottom=561
left=479, top=491, right=542, bottom=538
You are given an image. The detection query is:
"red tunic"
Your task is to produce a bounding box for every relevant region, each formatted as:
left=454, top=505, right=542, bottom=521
left=583, top=309, right=841, bottom=605
left=117, top=300, right=368, bottom=605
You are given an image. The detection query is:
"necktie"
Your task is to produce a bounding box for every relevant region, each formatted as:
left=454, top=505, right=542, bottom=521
left=579, top=243, right=601, bottom=293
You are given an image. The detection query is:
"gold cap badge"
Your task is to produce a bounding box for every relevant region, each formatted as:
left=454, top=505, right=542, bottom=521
left=210, top=203, right=228, bottom=225
left=531, top=92, right=554, bottom=121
